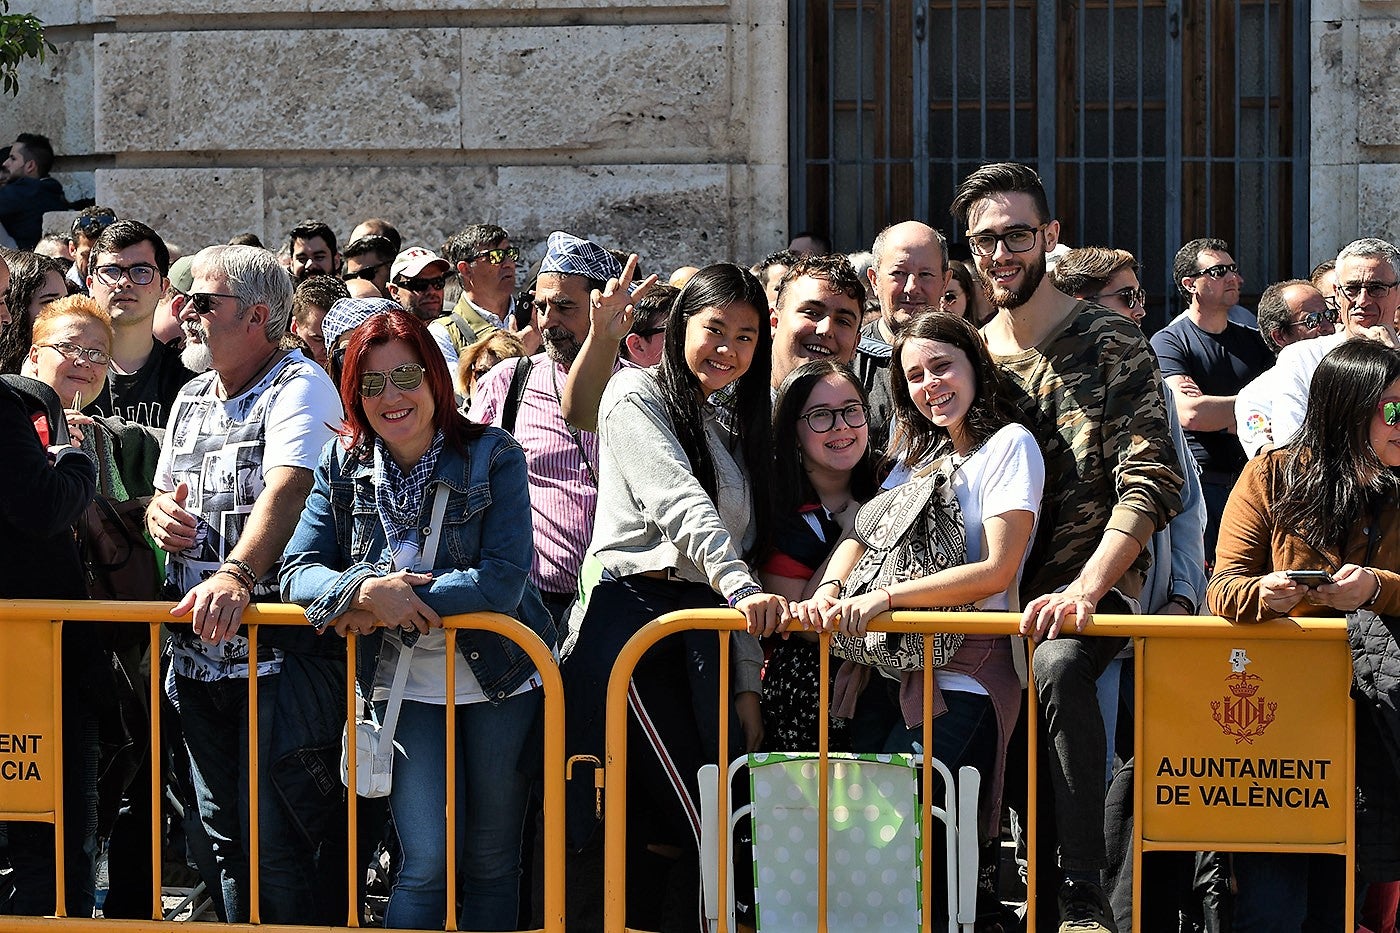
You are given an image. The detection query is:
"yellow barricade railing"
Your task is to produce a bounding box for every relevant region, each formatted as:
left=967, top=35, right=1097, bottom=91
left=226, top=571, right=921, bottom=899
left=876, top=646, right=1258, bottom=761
left=0, top=602, right=1356, bottom=931
left=601, top=609, right=1356, bottom=933
left=0, top=600, right=565, bottom=933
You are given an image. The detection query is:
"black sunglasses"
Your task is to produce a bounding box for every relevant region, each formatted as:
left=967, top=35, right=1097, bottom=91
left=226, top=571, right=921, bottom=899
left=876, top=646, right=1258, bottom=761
left=359, top=363, right=426, bottom=397
left=343, top=261, right=389, bottom=282
left=395, top=274, right=449, bottom=293
left=187, top=292, right=241, bottom=315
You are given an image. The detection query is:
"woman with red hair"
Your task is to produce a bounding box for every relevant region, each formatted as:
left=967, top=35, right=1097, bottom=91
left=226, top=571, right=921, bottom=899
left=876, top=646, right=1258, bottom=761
left=281, top=309, right=556, bottom=931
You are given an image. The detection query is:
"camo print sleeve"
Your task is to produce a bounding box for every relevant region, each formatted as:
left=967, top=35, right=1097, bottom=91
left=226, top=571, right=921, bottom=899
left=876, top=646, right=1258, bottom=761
left=994, top=304, right=1185, bottom=601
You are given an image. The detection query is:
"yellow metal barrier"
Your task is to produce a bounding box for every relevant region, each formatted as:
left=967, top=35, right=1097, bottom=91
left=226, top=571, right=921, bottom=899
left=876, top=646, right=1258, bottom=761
left=0, top=600, right=565, bottom=933
left=0, top=602, right=1357, bottom=931
left=600, top=609, right=1356, bottom=933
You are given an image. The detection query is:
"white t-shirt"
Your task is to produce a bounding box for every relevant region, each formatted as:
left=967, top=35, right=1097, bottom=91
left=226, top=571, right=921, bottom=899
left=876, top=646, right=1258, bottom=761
left=881, top=423, right=1044, bottom=695
left=157, top=350, right=341, bottom=680
left=1235, top=365, right=1278, bottom=459
left=1271, top=330, right=1347, bottom=448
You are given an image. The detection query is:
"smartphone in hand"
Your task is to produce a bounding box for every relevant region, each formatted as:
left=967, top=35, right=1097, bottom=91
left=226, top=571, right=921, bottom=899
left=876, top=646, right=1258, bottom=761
left=1285, top=569, right=1334, bottom=587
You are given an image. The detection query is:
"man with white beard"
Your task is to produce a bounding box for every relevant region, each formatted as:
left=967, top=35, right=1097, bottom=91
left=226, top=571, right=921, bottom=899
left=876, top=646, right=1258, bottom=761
left=144, top=244, right=342, bottom=924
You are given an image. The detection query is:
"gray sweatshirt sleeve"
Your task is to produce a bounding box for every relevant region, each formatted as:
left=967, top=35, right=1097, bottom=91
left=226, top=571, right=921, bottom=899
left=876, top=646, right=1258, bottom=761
left=599, top=387, right=760, bottom=602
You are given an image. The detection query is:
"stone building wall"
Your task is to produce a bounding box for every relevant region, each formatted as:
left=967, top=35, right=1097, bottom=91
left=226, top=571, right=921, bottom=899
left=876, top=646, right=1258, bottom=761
left=1310, top=0, right=1400, bottom=266
left=7, top=1, right=1393, bottom=273
left=0, top=0, right=789, bottom=274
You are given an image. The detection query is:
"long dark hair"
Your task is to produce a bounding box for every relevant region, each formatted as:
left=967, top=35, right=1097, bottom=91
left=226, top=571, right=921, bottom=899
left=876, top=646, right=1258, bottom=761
left=1273, top=339, right=1400, bottom=553
left=339, top=309, right=484, bottom=458
left=656, top=262, right=773, bottom=559
left=772, top=360, right=878, bottom=515
left=887, top=312, right=1022, bottom=467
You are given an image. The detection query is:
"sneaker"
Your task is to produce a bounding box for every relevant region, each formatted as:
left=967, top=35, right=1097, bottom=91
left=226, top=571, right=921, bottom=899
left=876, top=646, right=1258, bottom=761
left=1057, top=878, right=1113, bottom=932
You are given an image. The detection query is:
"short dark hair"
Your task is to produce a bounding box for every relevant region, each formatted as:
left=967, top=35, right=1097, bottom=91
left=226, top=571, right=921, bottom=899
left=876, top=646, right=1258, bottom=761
left=71, top=205, right=117, bottom=243
left=751, top=249, right=800, bottom=282
left=630, top=283, right=678, bottom=336
left=292, top=274, right=350, bottom=326
left=775, top=253, right=866, bottom=309
left=92, top=219, right=171, bottom=276
left=949, top=162, right=1051, bottom=229
left=287, top=220, right=338, bottom=256
left=342, top=234, right=396, bottom=266
left=441, top=224, right=510, bottom=266
left=228, top=232, right=263, bottom=248
left=13, top=133, right=54, bottom=177
left=1172, top=237, right=1230, bottom=297
left=1256, top=279, right=1315, bottom=354
left=1049, top=246, right=1139, bottom=299
left=355, top=218, right=401, bottom=255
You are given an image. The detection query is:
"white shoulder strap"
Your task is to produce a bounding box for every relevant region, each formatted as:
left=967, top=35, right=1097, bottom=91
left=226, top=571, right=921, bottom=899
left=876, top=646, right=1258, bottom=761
left=377, top=483, right=452, bottom=753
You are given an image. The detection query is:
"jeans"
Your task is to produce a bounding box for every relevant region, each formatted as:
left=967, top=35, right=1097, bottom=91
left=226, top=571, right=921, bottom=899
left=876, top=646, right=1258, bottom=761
left=1032, top=632, right=1125, bottom=871
left=380, top=690, right=541, bottom=931
left=175, top=652, right=345, bottom=924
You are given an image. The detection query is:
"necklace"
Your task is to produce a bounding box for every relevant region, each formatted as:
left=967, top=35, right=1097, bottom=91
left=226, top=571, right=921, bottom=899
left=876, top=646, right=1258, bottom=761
left=219, top=348, right=285, bottom=401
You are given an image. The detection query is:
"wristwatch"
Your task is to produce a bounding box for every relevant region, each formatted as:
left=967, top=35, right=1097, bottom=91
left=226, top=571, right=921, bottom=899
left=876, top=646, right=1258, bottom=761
left=1166, top=593, right=1196, bottom=615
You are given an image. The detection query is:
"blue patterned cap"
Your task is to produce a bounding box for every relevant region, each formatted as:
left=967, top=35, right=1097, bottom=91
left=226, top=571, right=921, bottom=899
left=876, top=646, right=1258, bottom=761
left=539, top=231, right=623, bottom=283
left=323, top=297, right=401, bottom=349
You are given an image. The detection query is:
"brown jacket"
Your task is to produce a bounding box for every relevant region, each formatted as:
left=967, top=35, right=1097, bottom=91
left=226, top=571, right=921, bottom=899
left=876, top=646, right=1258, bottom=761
left=1207, top=449, right=1400, bottom=623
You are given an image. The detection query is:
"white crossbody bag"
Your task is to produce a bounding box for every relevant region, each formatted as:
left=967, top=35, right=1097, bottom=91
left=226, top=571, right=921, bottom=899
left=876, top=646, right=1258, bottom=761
left=341, top=483, right=450, bottom=797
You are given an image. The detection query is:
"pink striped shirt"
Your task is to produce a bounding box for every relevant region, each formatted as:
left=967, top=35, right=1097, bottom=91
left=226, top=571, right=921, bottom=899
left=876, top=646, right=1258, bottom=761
left=468, top=353, right=612, bottom=596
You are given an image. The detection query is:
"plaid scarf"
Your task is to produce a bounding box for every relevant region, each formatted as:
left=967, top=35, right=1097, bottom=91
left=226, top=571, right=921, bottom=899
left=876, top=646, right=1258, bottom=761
left=373, top=431, right=446, bottom=556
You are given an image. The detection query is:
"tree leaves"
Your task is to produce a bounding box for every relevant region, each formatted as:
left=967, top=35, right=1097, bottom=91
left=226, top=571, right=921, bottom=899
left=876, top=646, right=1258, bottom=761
left=0, top=0, right=56, bottom=97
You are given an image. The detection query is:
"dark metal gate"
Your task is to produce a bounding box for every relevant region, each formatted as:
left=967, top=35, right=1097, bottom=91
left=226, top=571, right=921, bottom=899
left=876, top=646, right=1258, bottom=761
left=790, top=0, right=1310, bottom=326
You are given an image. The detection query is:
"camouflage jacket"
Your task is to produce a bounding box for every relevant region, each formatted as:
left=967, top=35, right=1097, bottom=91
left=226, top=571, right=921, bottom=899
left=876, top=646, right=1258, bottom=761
left=990, top=302, right=1184, bottom=603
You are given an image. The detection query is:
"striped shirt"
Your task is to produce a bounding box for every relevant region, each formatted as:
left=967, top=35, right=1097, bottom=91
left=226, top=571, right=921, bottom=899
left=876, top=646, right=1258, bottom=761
left=468, top=353, right=613, bottom=596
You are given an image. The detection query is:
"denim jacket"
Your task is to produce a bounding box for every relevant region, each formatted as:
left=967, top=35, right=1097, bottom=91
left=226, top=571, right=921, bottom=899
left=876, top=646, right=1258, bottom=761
left=280, top=427, right=558, bottom=702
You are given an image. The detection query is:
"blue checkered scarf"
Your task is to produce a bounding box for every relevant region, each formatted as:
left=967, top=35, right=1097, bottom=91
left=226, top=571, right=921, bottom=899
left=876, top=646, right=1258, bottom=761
left=373, top=431, right=446, bottom=557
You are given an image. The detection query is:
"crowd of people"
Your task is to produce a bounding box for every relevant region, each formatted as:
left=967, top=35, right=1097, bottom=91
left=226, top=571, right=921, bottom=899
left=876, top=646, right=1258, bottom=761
left=3, top=142, right=1400, bottom=933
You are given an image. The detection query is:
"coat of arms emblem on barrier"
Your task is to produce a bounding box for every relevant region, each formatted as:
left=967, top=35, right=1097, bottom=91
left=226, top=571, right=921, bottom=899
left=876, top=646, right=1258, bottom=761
left=1211, top=648, right=1277, bottom=744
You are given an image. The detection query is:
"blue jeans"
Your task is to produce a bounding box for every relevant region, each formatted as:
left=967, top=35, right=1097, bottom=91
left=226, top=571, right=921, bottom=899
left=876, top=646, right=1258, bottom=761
left=175, top=652, right=345, bottom=924
left=380, top=690, right=541, bottom=931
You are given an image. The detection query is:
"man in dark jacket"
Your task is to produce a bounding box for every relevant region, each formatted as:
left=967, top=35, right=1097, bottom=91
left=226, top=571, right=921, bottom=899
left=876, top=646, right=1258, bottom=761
left=0, top=134, right=66, bottom=251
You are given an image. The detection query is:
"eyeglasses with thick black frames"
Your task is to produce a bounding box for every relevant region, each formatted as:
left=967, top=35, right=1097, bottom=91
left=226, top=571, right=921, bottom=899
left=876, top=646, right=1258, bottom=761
left=966, top=225, right=1044, bottom=257
left=799, top=403, right=869, bottom=433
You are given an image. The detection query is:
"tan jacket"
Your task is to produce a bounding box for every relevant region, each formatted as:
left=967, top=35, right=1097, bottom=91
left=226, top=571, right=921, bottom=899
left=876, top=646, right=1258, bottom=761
left=1207, top=449, right=1400, bottom=623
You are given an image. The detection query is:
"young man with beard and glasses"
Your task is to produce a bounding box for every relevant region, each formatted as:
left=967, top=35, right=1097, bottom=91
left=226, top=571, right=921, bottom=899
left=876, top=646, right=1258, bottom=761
left=1267, top=238, right=1400, bottom=449
left=287, top=220, right=340, bottom=284
left=950, top=163, right=1183, bottom=933
left=144, top=244, right=342, bottom=925
left=851, top=220, right=949, bottom=447
left=1233, top=279, right=1336, bottom=458
left=386, top=246, right=451, bottom=325
left=84, top=220, right=196, bottom=428
left=1151, top=238, right=1272, bottom=566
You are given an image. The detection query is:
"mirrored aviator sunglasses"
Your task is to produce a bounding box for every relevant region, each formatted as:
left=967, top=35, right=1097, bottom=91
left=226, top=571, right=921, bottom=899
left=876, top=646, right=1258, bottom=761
left=359, top=363, right=425, bottom=397
left=1380, top=400, right=1400, bottom=427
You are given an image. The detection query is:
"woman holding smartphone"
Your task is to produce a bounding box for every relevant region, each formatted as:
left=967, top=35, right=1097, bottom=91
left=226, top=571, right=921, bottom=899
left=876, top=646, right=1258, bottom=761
left=1208, top=338, right=1400, bottom=931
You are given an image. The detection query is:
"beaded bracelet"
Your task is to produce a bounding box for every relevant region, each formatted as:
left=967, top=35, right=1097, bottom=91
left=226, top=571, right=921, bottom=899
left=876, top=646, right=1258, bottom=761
left=223, top=556, right=258, bottom=584
left=727, top=585, right=763, bottom=608
left=215, top=568, right=252, bottom=592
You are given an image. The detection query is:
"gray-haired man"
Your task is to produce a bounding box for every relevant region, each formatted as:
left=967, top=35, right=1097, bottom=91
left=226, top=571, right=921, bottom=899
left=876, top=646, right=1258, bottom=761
left=144, top=244, right=343, bottom=924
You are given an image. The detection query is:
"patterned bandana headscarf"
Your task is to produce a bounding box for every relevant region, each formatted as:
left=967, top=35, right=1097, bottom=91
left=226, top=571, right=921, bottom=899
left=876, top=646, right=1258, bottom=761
left=373, top=430, right=446, bottom=557
left=539, top=231, right=623, bottom=283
